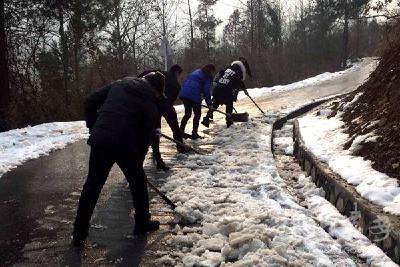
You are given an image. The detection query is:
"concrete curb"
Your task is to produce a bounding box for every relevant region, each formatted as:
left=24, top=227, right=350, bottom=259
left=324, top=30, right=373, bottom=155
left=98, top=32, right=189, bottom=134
left=293, top=119, right=400, bottom=264
left=271, top=97, right=336, bottom=156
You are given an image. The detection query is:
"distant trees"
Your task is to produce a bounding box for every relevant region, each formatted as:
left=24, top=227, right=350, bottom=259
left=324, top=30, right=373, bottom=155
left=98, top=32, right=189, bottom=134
left=1, top=0, right=396, bottom=130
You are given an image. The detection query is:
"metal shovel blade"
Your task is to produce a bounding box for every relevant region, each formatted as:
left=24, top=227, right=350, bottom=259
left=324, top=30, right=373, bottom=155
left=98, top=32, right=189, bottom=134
left=231, top=112, right=249, bottom=122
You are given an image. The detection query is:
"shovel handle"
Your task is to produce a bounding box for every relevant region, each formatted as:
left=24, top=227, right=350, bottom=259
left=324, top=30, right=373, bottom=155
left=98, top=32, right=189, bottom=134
left=146, top=179, right=176, bottom=210
left=246, top=94, right=265, bottom=115
left=160, top=133, right=205, bottom=155
left=201, top=104, right=232, bottom=118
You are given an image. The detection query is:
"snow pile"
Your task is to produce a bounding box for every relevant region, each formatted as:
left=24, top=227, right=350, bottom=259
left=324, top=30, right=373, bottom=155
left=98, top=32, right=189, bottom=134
left=295, top=173, right=397, bottom=267
left=237, top=60, right=364, bottom=100
left=298, top=112, right=400, bottom=215
left=0, top=121, right=88, bottom=178
left=161, top=118, right=360, bottom=266
left=273, top=123, right=294, bottom=155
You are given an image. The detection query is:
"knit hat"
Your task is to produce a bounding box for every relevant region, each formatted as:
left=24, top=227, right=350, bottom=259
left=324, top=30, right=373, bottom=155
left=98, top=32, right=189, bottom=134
left=201, top=64, right=216, bottom=78
left=170, top=64, right=183, bottom=74
left=143, top=71, right=165, bottom=94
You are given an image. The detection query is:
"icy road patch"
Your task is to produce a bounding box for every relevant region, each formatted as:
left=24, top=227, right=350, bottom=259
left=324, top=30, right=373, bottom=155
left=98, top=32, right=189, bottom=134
left=0, top=121, right=88, bottom=178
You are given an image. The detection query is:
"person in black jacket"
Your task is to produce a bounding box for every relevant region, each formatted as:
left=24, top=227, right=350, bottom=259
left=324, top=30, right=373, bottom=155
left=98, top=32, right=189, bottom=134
left=139, top=65, right=189, bottom=171
left=72, top=72, right=165, bottom=247
left=202, top=57, right=252, bottom=128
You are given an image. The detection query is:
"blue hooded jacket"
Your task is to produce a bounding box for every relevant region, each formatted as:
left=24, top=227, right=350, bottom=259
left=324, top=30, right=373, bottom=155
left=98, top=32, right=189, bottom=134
left=180, top=69, right=213, bottom=106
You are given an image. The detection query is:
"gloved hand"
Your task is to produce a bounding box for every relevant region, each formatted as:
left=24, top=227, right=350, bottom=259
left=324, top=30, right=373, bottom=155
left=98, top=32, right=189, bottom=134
left=155, top=128, right=162, bottom=137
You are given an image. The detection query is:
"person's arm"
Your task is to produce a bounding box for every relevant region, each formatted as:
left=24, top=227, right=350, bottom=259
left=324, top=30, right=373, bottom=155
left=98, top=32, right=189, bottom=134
left=202, top=77, right=213, bottom=107
left=138, top=101, right=160, bottom=159
left=84, top=84, right=112, bottom=131
left=240, top=81, right=250, bottom=96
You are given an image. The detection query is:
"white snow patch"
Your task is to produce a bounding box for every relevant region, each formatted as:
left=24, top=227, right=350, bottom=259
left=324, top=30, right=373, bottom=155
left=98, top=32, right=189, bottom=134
left=238, top=60, right=364, bottom=100
left=341, top=92, right=363, bottom=112
left=0, top=121, right=88, bottom=178
left=296, top=173, right=397, bottom=266
left=349, top=131, right=379, bottom=153
left=298, top=113, right=400, bottom=215
left=161, top=118, right=359, bottom=266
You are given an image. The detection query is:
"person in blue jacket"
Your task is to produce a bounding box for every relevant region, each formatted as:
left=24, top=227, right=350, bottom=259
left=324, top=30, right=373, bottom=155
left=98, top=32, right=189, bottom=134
left=179, top=64, right=216, bottom=139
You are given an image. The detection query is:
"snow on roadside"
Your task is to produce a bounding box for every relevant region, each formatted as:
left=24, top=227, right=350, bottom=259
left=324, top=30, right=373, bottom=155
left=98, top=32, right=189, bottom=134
left=296, top=173, right=398, bottom=267
left=0, top=121, right=88, bottom=178
left=272, top=122, right=397, bottom=266
left=237, top=59, right=365, bottom=100
left=298, top=112, right=400, bottom=215
left=160, top=117, right=358, bottom=266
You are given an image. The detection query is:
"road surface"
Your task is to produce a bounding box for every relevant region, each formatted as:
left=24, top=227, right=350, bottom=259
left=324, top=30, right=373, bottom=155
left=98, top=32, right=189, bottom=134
left=0, top=59, right=376, bottom=266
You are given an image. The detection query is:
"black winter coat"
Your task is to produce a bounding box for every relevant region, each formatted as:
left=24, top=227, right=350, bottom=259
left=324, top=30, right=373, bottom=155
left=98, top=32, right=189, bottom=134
left=138, top=69, right=180, bottom=105
left=164, top=70, right=181, bottom=104
left=85, top=78, right=160, bottom=158
left=213, top=64, right=246, bottom=104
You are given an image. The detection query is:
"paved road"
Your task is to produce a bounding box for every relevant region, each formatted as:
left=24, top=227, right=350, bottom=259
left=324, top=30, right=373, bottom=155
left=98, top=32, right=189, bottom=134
left=0, top=59, right=376, bottom=266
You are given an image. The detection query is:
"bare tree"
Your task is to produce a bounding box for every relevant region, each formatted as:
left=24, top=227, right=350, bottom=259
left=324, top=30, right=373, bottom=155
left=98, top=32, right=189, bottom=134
left=0, top=0, right=9, bottom=129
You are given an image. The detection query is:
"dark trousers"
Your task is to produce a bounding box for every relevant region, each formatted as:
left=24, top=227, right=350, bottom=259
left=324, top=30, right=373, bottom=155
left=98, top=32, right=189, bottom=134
left=205, top=100, right=234, bottom=124
left=180, top=98, right=201, bottom=134
left=151, top=103, right=183, bottom=162
left=74, top=146, right=149, bottom=235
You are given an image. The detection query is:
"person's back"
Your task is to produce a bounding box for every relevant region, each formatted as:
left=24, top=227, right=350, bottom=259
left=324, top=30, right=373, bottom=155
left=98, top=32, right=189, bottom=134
left=180, top=69, right=210, bottom=103
left=179, top=64, right=215, bottom=139
left=164, top=65, right=183, bottom=104
left=73, top=72, right=165, bottom=247
left=213, top=62, right=246, bottom=104
left=88, top=78, right=159, bottom=154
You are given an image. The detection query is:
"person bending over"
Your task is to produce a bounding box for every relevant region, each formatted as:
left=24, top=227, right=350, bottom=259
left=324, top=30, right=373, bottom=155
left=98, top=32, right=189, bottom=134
left=72, top=72, right=165, bottom=247
left=202, top=57, right=252, bottom=128
left=139, top=64, right=190, bottom=171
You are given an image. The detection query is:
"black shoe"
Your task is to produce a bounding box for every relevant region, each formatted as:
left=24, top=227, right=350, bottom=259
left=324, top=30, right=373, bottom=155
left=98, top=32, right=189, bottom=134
left=227, top=121, right=233, bottom=128
left=133, top=220, right=160, bottom=235
left=191, top=133, right=204, bottom=139
left=201, top=117, right=210, bottom=128
left=156, top=161, right=170, bottom=171
left=72, top=226, right=88, bottom=247
left=182, top=133, right=192, bottom=139
left=72, top=236, right=85, bottom=247
left=177, top=145, right=191, bottom=153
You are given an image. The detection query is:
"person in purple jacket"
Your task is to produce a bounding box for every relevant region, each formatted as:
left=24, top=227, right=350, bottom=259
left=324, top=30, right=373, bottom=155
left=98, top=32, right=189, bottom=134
left=179, top=64, right=216, bottom=139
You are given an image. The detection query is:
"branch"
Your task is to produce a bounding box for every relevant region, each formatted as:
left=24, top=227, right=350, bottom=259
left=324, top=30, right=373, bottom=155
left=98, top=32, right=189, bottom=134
left=350, top=14, right=400, bottom=20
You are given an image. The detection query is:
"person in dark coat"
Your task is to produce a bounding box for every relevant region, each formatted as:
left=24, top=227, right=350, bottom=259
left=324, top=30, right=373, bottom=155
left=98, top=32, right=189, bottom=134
left=202, top=57, right=252, bottom=128
left=138, top=64, right=189, bottom=171
left=72, top=72, right=166, bottom=247
left=179, top=64, right=215, bottom=139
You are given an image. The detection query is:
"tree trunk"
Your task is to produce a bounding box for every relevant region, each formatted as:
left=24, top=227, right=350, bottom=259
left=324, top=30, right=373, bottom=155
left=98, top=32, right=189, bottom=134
left=355, top=17, right=361, bottom=58
left=0, top=0, right=10, bottom=130
left=187, top=0, right=194, bottom=59
left=250, top=0, right=254, bottom=55
left=58, top=5, right=69, bottom=106
left=205, top=6, right=210, bottom=56
left=72, top=1, right=83, bottom=93
left=115, top=1, right=123, bottom=75
left=342, top=2, right=349, bottom=69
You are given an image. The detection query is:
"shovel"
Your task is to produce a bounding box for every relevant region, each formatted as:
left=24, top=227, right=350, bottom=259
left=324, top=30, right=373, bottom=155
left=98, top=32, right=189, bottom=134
left=201, top=105, right=249, bottom=122
left=244, top=91, right=265, bottom=115
left=146, top=179, right=176, bottom=210
left=160, top=133, right=206, bottom=155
